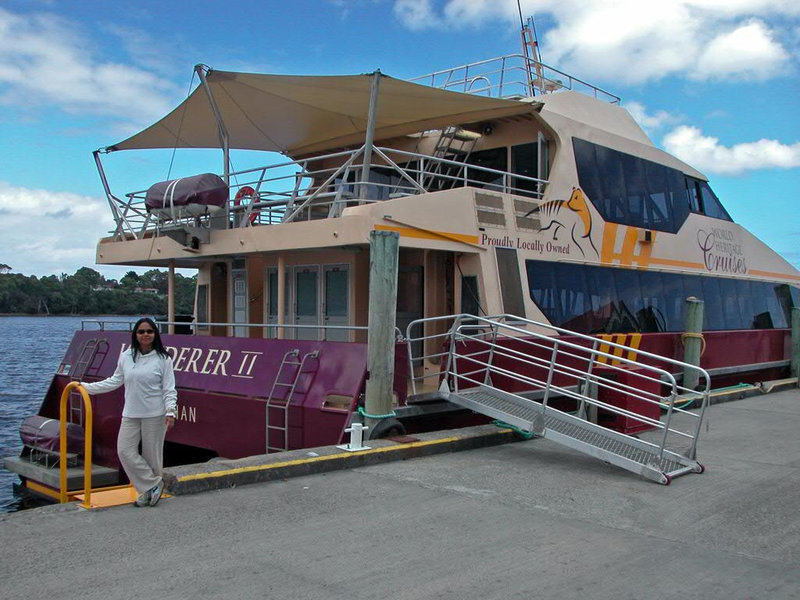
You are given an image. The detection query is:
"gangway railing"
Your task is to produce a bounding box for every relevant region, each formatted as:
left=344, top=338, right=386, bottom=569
left=405, top=314, right=709, bottom=484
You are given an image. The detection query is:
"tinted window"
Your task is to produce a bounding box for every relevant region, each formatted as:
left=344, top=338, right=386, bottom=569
left=511, top=143, right=539, bottom=197
left=572, top=138, right=719, bottom=233
left=526, top=260, right=792, bottom=333
left=496, top=247, right=526, bottom=317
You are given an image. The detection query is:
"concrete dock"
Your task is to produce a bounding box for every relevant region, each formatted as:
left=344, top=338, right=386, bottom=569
left=1, top=388, right=798, bottom=599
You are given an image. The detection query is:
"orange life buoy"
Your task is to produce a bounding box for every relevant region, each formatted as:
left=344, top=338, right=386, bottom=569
left=234, top=186, right=259, bottom=224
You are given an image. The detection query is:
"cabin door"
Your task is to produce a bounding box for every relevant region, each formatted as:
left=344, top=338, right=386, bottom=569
left=231, top=265, right=248, bottom=337
left=323, top=265, right=349, bottom=341
left=294, top=265, right=320, bottom=340
left=396, top=266, right=424, bottom=354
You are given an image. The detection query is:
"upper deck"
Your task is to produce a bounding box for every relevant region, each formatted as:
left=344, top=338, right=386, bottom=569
left=95, top=53, right=620, bottom=247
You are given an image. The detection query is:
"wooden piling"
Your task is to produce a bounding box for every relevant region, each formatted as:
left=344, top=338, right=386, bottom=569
left=682, top=297, right=704, bottom=391
left=364, top=230, right=399, bottom=433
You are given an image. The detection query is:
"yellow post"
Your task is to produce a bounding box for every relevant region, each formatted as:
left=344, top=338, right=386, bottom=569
left=59, top=382, right=93, bottom=508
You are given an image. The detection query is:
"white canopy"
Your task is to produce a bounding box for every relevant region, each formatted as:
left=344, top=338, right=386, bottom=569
left=108, top=69, right=536, bottom=156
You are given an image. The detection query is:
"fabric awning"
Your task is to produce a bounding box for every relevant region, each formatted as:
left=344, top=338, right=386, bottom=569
left=108, top=70, right=536, bottom=156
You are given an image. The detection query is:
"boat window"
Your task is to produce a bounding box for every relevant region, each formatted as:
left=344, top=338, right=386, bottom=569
left=496, top=248, right=526, bottom=317
left=765, top=283, right=788, bottom=328
left=525, top=260, right=793, bottom=333
left=461, top=275, right=481, bottom=316
left=511, top=142, right=539, bottom=198
left=196, top=284, right=209, bottom=330
left=572, top=138, right=709, bottom=233
left=699, top=180, right=731, bottom=220
left=464, top=147, right=508, bottom=193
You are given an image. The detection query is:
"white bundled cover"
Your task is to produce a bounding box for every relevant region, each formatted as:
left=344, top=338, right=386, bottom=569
left=145, top=173, right=228, bottom=220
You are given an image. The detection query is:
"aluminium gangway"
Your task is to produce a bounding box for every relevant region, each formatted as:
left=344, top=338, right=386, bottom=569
left=406, top=315, right=709, bottom=484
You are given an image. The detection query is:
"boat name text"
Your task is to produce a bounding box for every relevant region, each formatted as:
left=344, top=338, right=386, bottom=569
left=118, top=343, right=261, bottom=379
left=697, top=228, right=747, bottom=274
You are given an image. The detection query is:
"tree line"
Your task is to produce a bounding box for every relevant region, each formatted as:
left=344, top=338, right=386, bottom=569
left=0, top=265, right=196, bottom=316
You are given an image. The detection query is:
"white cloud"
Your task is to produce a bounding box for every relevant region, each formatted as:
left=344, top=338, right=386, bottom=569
left=662, top=125, right=800, bottom=174
left=695, top=20, right=789, bottom=80
left=393, top=0, right=798, bottom=84
left=0, top=181, right=114, bottom=277
left=0, top=7, right=177, bottom=123
left=393, top=0, right=442, bottom=30
left=623, top=101, right=681, bottom=135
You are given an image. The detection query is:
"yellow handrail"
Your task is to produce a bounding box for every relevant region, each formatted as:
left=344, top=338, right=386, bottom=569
left=58, top=382, right=93, bottom=507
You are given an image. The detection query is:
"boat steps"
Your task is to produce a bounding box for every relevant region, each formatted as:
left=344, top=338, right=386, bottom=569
left=443, top=384, right=702, bottom=484
left=2, top=455, right=119, bottom=491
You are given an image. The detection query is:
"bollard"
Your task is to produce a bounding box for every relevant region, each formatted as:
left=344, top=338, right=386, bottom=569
left=791, top=307, right=799, bottom=387
left=337, top=422, right=371, bottom=452
left=682, top=297, right=704, bottom=391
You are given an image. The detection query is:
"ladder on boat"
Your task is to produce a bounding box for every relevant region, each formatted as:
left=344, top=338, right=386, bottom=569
left=266, top=349, right=320, bottom=453
left=421, top=127, right=481, bottom=191
left=408, top=314, right=710, bottom=485
left=68, top=338, right=109, bottom=427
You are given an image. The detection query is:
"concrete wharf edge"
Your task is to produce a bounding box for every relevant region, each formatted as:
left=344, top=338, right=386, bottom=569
left=167, top=424, right=518, bottom=496
left=165, top=380, right=797, bottom=497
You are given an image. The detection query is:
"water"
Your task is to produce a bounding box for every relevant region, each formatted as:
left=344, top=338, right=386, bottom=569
left=0, top=316, right=132, bottom=512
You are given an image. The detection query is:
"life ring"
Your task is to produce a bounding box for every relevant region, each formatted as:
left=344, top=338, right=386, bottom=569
left=234, top=186, right=259, bottom=224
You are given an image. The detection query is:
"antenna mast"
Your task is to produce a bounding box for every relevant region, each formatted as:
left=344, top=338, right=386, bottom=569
left=518, top=1, right=544, bottom=96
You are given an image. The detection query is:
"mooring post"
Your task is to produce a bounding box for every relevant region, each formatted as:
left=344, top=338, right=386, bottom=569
left=364, top=230, right=399, bottom=435
left=791, top=307, right=799, bottom=386
left=682, top=297, right=704, bottom=391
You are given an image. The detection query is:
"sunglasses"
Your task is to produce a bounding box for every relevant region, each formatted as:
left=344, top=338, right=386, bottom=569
left=136, top=329, right=155, bottom=335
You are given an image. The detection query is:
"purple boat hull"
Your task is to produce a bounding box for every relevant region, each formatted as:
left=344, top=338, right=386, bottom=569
left=37, top=331, right=376, bottom=471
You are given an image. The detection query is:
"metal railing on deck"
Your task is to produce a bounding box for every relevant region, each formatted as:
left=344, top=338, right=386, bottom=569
left=105, top=145, right=548, bottom=240
left=406, top=314, right=709, bottom=462
left=83, top=319, right=402, bottom=341
left=409, top=54, right=620, bottom=104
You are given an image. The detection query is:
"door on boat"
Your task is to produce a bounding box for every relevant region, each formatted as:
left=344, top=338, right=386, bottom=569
left=323, top=265, right=349, bottom=341
left=265, top=264, right=351, bottom=341
left=397, top=266, right=424, bottom=356
left=294, top=265, right=320, bottom=340
left=231, top=262, right=249, bottom=337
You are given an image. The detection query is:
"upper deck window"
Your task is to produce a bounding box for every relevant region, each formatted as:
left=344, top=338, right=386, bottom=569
left=573, top=137, right=689, bottom=233
left=686, top=178, right=732, bottom=221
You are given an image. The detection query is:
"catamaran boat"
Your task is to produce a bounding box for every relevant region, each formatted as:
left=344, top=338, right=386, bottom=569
left=5, top=25, right=800, bottom=501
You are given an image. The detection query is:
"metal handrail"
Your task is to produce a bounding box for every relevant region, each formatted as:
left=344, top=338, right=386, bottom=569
left=406, top=313, right=709, bottom=461
left=59, top=382, right=93, bottom=507
left=104, top=144, right=549, bottom=239
left=409, top=53, right=620, bottom=103
left=82, top=319, right=403, bottom=341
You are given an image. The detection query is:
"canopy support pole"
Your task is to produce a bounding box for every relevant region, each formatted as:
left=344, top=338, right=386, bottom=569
left=93, top=150, right=125, bottom=240
left=195, top=65, right=230, bottom=186
left=360, top=70, right=381, bottom=201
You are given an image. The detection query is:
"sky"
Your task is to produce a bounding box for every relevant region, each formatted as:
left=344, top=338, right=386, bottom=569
left=0, top=0, right=798, bottom=280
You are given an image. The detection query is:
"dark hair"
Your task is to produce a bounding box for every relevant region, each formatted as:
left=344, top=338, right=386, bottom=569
left=130, top=317, right=169, bottom=361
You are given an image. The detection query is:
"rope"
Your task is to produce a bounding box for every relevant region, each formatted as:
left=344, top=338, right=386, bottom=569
left=166, top=70, right=198, bottom=181
left=492, top=419, right=534, bottom=439
left=357, top=406, right=397, bottom=419
left=680, top=332, right=706, bottom=356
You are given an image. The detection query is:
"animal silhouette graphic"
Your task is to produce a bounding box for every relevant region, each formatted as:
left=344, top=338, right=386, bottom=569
left=527, top=188, right=598, bottom=257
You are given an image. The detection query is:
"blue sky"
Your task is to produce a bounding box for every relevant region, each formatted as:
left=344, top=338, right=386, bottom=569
left=0, top=0, right=798, bottom=279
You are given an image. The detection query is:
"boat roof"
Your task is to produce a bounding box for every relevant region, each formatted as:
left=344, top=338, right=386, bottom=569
left=107, top=69, right=537, bottom=156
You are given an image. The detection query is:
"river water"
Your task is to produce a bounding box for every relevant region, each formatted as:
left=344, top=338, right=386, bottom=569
left=0, top=315, right=135, bottom=512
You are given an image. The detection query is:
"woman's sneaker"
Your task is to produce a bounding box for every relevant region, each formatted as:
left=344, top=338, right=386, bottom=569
left=134, top=491, right=151, bottom=507
left=149, top=480, right=165, bottom=507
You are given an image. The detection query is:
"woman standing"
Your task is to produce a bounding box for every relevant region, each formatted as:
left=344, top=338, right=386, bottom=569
left=82, top=317, right=177, bottom=507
